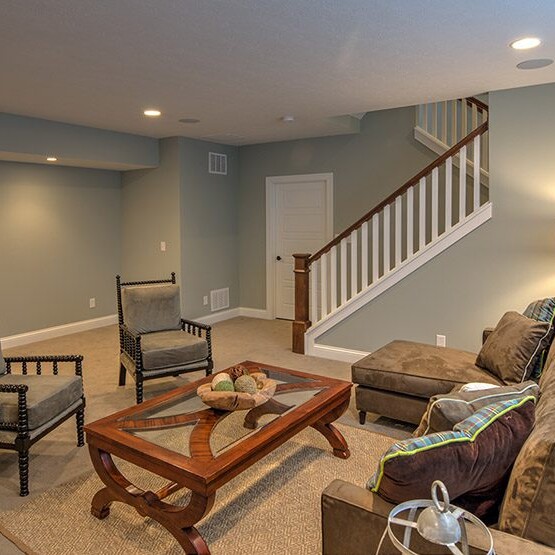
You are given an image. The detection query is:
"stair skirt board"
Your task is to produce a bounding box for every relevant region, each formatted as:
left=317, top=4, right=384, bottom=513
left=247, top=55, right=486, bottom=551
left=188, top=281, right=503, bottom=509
left=305, top=202, right=492, bottom=357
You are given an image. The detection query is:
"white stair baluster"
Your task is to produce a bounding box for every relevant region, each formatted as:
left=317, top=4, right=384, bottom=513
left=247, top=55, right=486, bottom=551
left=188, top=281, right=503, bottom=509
left=432, top=103, right=437, bottom=137
left=383, top=205, right=391, bottom=272
left=441, top=100, right=448, bottom=144
left=361, top=221, right=369, bottom=288
left=320, top=252, right=328, bottom=317
left=419, top=177, right=426, bottom=250
left=472, top=103, right=478, bottom=131
left=462, top=101, right=468, bottom=138
left=459, top=144, right=467, bottom=221
left=407, top=186, right=414, bottom=258
left=473, top=135, right=481, bottom=210
left=350, top=230, right=357, bottom=297
left=372, top=214, right=379, bottom=281
left=330, top=245, right=337, bottom=311
left=451, top=100, right=457, bottom=145
left=431, top=167, right=439, bottom=240
left=310, top=259, right=318, bottom=323
left=340, top=238, right=347, bottom=305
left=445, top=157, right=453, bottom=231
left=395, top=196, right=402, bottom=267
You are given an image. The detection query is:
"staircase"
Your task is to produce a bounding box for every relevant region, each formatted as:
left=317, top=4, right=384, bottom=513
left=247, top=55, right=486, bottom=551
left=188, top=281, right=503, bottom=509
left=292, top=97, right=491, bottom=357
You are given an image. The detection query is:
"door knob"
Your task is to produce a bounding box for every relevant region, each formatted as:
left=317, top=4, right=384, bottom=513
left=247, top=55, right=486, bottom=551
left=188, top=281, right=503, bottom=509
left=276, top=256, right=282, bottom=261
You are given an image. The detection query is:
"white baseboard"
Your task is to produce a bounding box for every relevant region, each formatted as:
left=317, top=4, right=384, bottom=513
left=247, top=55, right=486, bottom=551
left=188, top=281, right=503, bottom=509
left=238, top=307, right=272, bottom=320
left=1, top=314, right=118, bottom=349
left=1, top=306, right=274, bottom=349
left=309, top=343, right=370, bottom=363
left=195, top=308, right=241, bottom=325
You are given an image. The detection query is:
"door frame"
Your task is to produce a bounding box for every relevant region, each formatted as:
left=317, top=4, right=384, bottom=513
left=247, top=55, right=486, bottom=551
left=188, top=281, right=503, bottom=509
left=265, top=172, right=334, bottom=319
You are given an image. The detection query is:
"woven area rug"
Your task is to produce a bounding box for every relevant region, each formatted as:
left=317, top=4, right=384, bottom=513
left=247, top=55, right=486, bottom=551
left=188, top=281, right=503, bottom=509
left=0, top=424, right=395, bottom=555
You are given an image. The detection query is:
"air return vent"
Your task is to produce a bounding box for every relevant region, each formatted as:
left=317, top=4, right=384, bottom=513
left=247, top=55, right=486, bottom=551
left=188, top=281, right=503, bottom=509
left=208, top=152, right=227, bottom=175
left=210, top=287, right=229, bottom=312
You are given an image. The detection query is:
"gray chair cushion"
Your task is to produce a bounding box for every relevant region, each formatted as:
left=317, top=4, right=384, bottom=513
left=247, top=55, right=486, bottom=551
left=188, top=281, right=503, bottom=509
left=0, top=374, right=83, bottom=430
left=352, top=340, right=502, bottom=399
left=141, top=330, right=208, bottom=371
left=122, top=284, right=181, bottom=334
left=0, top=341, right=6, bottom=375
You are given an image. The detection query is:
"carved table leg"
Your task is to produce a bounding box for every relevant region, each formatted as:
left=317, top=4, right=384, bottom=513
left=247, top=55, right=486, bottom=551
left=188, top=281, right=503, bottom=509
left=243, top=398, right=293, bottom=429
left=89, top=445, right=215, bottom=554
left=311, top=396, right=351, bottom=459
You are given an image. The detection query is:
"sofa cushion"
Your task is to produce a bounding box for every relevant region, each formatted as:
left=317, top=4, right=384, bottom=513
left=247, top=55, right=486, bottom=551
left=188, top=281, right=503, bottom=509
left=476, top=311, right=551, bottom=384
left=499, top=359, right=555, bottom=546
left=122, top=284, right=181, bottom=334
left=0, top=374, right=83, bottom=430
left=414, top=380, right=540, bottom=436
left=369, top=396, right=536, bottom=521
left=352, top=340, right=501, bottom=399
left=141, top=330, right=208, bottom=371
left=0, top=341, right=6, bottom=375
left=523, top=298, right=555, bottom=380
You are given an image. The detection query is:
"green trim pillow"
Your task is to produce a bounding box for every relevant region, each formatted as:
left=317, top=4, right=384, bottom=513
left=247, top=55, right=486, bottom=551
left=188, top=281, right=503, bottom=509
left=368, top=396, right=536, bottom=521
left=523, top=298, right=555, bottom=380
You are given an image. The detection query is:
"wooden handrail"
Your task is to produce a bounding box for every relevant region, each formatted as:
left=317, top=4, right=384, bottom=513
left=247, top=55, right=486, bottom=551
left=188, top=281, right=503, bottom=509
left=309, top=120, right=488, bottom=264
left=466, top=96, right=488, bottom=113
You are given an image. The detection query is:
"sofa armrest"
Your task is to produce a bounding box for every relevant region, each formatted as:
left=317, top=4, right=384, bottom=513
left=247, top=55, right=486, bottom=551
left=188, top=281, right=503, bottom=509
left=482, top=327, right=495, bottom=345
left=321, top=480, right=555, bottom=555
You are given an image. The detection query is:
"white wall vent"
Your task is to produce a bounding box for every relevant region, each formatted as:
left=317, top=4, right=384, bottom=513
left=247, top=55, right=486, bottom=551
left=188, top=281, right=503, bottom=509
left=210, top=287, right=230, bottom=312
left=208, top=152, right=227, bottom=175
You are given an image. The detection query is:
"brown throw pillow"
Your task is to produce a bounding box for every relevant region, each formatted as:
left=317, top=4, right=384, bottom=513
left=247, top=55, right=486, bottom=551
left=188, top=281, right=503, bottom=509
left=414, top=381, right=539, bottom=436
left=476, top=311, right=550, bottom=384
left=369, top=396, right=536, bottom=522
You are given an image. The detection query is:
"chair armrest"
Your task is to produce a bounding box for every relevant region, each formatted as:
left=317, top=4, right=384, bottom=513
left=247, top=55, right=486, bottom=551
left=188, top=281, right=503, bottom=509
left=181, top=318, right=211, bottom=332
left=120, top=324, right=141, bottom=359
left=0, top=383, right=29, bottom=433
left=4, top=355, right=83, bottom=376
left=482, top=327, right=495, bottom=345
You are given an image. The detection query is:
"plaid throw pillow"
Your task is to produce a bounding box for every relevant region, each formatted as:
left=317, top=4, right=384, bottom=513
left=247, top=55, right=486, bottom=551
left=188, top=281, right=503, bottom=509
left=523, top=298, right=555, bottom=380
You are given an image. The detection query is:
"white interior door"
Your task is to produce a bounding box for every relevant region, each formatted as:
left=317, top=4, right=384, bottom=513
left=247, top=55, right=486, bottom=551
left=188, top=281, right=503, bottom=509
left=269, top=174, right=333, bottom=320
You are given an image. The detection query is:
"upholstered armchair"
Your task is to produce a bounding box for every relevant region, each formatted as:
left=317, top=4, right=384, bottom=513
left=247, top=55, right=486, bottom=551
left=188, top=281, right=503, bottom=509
left=0, top=344, right=86, bottom=496
left=116, top=273, right=213, bottom=404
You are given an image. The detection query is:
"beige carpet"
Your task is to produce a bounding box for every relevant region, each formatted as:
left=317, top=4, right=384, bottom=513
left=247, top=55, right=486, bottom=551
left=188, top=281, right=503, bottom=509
left=0, top=423, right=393, bottom=555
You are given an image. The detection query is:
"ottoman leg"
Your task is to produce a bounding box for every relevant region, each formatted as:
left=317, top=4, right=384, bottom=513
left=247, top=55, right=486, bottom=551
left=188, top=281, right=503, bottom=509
left=359, top=410, right=367, bottom=425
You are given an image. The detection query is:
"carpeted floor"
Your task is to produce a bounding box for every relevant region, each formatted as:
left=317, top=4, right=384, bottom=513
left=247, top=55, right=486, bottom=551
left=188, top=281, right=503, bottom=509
left=0, top=424, right=394, bottom=555
left=0, top=317, right=411, bottom=554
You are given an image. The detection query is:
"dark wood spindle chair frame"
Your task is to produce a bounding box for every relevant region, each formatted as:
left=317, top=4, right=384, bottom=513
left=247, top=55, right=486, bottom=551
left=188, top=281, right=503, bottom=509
left=0, top=355, right=85, bottom=496
left=116, top=272, right=214, bottom=404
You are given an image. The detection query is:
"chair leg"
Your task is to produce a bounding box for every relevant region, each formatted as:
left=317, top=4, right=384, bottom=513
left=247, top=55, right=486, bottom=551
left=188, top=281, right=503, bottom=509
left=18, top=450, right=29, bottom=497
left=359, top=411, right=367, bottom=425
left=76, top=406, right=85, bottom=447
left=118, top=363, right=126, bottom=386
left=136, top=379, right=144, bottom=404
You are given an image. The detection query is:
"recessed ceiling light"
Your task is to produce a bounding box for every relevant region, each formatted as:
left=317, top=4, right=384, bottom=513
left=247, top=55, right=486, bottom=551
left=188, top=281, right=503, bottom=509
left=46, top=156, right=57, bottom=162
left=179, top=118, right=200, bottom=124
left=281, top=115, right=295, bottom=123
left=510, top=37, right=541, bottom=50
left=517, top=58, right=553, bottom=70
left=143, top=109, right=161, bottom=117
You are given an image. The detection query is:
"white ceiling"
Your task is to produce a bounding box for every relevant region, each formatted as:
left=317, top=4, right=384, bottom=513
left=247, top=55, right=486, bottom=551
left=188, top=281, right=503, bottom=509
left=2, top=0, right=555, bottom=145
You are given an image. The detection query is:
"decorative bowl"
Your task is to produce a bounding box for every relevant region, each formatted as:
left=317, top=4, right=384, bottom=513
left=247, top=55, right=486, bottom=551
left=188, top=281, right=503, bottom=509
left=197, top=372, right=277, bottom=411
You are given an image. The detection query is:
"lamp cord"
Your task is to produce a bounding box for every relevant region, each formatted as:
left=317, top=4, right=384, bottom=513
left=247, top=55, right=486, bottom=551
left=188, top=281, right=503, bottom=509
left=375, top=527, right=388, bottom=555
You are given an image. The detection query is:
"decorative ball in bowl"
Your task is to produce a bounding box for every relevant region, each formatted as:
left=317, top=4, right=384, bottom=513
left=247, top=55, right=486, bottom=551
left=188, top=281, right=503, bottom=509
left=197, top=365, right=277, bottom=411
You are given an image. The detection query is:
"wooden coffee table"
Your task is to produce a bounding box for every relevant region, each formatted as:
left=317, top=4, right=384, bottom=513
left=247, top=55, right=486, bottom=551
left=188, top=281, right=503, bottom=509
left=85, top=361, right=352, bottom=554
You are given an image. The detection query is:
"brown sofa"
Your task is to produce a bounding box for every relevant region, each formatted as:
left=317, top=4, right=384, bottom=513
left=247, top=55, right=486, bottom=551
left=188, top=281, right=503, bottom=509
left=352, top=334, right=500, bottom=425
left=322, top=340, right=555, bottom=554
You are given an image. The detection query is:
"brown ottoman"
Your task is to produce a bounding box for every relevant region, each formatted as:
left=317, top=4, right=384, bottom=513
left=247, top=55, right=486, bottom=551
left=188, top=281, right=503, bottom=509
left=352, top=340, right=501, bottom=424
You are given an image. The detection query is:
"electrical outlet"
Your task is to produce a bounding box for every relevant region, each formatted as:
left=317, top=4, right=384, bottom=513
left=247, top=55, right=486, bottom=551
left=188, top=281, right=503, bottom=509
left=203, top=296, right=208, bottom=306
left=436, top=334, right=446, bottom=347
left=160, top=241, right=167, bottom=252
left=89, top=297, right=96, bottom=309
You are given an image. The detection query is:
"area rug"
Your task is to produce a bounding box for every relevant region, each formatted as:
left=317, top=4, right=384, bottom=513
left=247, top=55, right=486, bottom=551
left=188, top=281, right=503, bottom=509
left=0, top=424, right=395, bottom=555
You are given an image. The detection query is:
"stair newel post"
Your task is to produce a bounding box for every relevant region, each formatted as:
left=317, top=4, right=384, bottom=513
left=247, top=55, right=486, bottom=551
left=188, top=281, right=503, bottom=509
left=292, top=253, right=311, bottom=354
